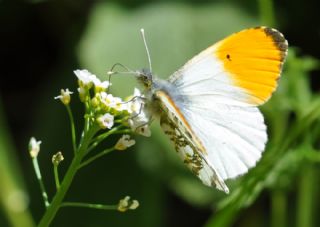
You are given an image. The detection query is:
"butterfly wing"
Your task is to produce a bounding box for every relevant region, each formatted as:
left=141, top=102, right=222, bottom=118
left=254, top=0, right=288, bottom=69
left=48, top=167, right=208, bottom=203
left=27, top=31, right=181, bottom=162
left=157, top=90, right=229, bottom=193
left=169, top=27, right=288, bottom=106
left=157, top=27, right=287, bottom=192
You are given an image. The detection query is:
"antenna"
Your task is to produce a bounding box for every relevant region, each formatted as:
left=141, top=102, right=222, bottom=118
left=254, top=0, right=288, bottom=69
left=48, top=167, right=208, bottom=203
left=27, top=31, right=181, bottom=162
left=140, top=28, right=152, bottom=73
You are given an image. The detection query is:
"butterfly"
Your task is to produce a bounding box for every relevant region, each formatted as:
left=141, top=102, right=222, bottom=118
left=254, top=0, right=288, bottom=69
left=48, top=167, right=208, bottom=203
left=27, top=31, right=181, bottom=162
left=136, top=27, right=288, bottom=193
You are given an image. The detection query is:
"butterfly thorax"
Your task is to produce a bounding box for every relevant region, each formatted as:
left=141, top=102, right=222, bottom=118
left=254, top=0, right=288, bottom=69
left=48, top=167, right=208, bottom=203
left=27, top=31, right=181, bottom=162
left=137, top=69, right=189, bottom=123
left=137, top=68, right=184, bottom=103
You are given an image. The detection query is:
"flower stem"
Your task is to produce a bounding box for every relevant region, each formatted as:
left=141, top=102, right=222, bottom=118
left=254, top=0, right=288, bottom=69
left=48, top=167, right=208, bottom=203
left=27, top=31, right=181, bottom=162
left=61, top=202, right=118, bottom=210
left=32, top=158, right=50, bottom=209
left=84, top=100, right=91, bottom=133
left=66, top=105, right=77, bottom=154
left=53, top=165, right=60, bottom=190
left=37, top=127, right=97, bottom=227
left=78, top=147, right=114, bottom=169
left=297, top=164, right=314, bottom=227
left=271, top=190, right=287, bottom=227
left=86, top=125, right=126, bottom=154
left=92, top=125, right=124, bottom=143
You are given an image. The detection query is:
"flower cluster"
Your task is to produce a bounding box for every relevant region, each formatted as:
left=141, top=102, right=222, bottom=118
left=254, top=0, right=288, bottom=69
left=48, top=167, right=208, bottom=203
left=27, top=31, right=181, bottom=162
left=54, top=69, right=151, bottom=150
left=73, top=69, right=151, bottom=139
left=28, top=68, right=148, bottom=224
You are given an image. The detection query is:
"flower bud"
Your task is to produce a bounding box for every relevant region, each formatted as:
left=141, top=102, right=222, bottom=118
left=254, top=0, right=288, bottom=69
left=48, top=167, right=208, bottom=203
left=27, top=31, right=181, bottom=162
left=52, top=151, right=64, bottom=166
left=77, top=87, right=87, bottom=103
left=115, top=135, right=136, bottom=151
left=54, top=89, right=73, bottom=105
left=91, top=96, right=99, bottom=108
left=118, top=196, right=139, bottom=212
left=28, top=137, right=41, bottom=158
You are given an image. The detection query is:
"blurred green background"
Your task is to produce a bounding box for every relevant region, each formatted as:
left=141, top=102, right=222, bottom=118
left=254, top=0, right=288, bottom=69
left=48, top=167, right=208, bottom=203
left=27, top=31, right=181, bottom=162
left=1, top=0, right=320, bottom=226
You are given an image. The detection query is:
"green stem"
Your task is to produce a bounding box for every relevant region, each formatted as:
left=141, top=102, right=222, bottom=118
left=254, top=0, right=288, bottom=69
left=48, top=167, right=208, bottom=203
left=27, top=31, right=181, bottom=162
left=258, top=0, right=275, bottom=27
left=53, top=165, right=60, bottom=190
left=84, top=100, right=91, bottom=133
left=297, top=164, right=314, bottom=227
left=37, top=127, right=97, bottom=227
left=61, top=202, right=117, bottom=210
left=79, top=147, right=115, bottom=169
left=32, top=158, right=50, bottom=208
left=86, top=126, right=127, bottom=154
left=271, top=190, right=287, bottom=227
left=66, top=105, right=77, bottom=154
left=91, top=125, right=124, bottom=143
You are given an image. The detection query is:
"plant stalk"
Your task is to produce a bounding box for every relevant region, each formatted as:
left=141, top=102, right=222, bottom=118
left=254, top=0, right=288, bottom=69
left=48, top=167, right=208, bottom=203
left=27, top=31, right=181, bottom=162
left=32, top=158, right=50, bottom=209
left=38, top=128, right=96, bottom=227
left=61, top=202, right=117, bottom=210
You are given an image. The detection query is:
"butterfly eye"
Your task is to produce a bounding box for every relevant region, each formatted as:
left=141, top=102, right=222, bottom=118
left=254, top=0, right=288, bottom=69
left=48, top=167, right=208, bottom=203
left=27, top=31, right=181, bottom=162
left=143, top=76, right=153, bottom=89
left=137, top=69, right=153, bottom=89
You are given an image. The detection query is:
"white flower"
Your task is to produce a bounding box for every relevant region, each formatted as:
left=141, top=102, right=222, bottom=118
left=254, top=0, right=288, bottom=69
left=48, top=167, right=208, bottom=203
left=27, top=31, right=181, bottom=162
left=28, top=137, right=41, bottom=158
left=97, top=113, right=114, bottom=129
left=109, top=96, right=122, bottom=109
left=128, top=110, right=151, bottom=137
left=127, top=88, right=144, bottom=114
left=93, top=92, right=122, bottom=111
left=93, top=77, right=111, bottom=92
left=54, top=88, right=73, bottom=105
left=117, top=99, right=132, bottom=112
left=74, top=69, right=97, bottom=87
left=104, top=93, right=115, bottom=105
left=99, top=91, right=108, bottom=99
left=115, top=135, right=136, bottom=150
left=104, top=94, right=128, bottom=111
left=126, top=87, right=151, bottom=136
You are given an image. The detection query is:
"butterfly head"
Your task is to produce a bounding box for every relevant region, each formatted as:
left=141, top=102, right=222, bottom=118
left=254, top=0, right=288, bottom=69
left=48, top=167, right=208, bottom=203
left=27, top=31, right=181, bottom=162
left=137, top=68, right=153, bottom=90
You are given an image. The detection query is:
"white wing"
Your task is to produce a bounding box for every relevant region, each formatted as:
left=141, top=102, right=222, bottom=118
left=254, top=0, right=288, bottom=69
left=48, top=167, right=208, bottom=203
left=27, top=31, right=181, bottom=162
left=157, top=91, right=229, bottom=193
left=168, top=48, right=268, bottom=180
left=176, top=100, right=267, bottom=180
left=156, top=27, right=287, bottom=190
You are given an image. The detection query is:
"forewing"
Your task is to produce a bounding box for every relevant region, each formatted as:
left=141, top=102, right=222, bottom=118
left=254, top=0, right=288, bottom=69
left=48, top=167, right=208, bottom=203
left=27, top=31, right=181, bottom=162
left=169, top=27, right=288, bottom=106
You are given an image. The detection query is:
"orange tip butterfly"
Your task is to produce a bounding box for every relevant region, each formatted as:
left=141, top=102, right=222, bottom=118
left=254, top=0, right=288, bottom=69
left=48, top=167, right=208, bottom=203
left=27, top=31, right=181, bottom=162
left=136, top=27, right=288, bottom=193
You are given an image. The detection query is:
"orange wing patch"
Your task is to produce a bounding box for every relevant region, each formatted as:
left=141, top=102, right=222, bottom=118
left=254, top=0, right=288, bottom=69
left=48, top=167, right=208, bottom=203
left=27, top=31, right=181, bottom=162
left=214, top=27, right=288, bottom=105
